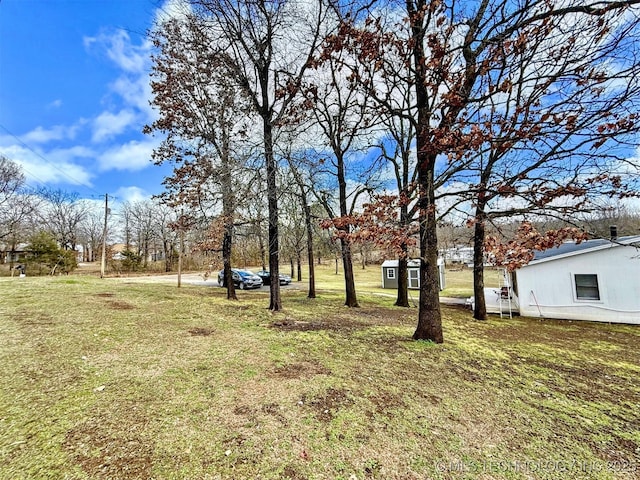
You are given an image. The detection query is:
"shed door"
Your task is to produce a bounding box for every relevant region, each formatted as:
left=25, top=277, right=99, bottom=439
left=408, top=268, right=420, bottom=289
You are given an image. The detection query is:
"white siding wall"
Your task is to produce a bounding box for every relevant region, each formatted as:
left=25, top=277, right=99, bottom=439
left=516, top=245, right=640, bottom=324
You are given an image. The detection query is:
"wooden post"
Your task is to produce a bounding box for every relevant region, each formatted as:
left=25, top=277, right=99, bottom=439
left=100, top=194, right=108, bottom=278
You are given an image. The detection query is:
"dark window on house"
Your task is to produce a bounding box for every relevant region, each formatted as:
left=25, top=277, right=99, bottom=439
left=575, top=274, right=600, bottom=300
left=386, top=268, right=396, bottom=279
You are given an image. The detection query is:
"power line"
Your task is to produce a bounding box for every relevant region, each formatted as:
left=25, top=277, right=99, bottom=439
left=0, top=123, right=105, bottom=197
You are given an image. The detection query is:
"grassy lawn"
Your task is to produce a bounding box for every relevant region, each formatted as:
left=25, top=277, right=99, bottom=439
left=298, top=261, right=499, bottom=299
left=1, top=269, right=639, bottom=479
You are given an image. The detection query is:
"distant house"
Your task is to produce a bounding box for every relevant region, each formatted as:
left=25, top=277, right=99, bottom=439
left=442, top=246, right=474, bottom=266
left=381, top=258, right=446, bottom=291
left=494, top=235, right=640, bottom=324
left=110, top=243, right=127, bottom=260
left=1, top=243, right=29, bottom=264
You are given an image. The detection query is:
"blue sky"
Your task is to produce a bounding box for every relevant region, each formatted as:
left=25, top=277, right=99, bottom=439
left=0, top=0, right=171, bottom=204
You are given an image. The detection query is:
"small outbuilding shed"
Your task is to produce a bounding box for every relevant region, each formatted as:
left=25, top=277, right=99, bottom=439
left=381, top=258, right=446, bottom=291
left=513, top=235, right=640, bottom=324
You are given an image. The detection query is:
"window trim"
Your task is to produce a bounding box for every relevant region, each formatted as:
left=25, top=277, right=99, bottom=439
left=386, top=268, right=396, bottom=280
left=573, top=273, right=601, bottom=302
left=408, top=268, right=420, bottom=289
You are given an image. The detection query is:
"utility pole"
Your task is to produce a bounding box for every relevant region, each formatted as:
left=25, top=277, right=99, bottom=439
left=100, top=194, right=108, bottom=278
left=177, top=209, right=184, bottom=288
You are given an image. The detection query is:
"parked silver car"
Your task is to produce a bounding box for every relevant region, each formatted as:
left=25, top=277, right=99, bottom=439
left=218, top=269, right=263, bottom=289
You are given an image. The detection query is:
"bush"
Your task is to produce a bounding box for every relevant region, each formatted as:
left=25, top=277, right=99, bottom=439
left=120, top=250, right=143, bottom=272
left=26, top=231, right=78, bottom=275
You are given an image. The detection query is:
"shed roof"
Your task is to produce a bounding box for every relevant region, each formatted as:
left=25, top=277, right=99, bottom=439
left=528, top=235, right=640, bottom=265
left=381, top=259, right=421, bottom=268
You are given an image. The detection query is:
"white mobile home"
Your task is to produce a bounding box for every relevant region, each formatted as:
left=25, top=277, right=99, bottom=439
left=513, top=236, right=640, bottom=324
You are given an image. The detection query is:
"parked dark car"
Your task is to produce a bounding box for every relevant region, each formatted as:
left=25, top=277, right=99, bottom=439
left=255, top=270, right=292, bottom=286
left=218, top=269, right=263, bottom=289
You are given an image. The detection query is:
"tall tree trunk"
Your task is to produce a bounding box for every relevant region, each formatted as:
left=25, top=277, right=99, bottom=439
left=221, top=131, right=237, bottom=301
left=164, top=240, right=172, bottom=272
left=222, top=224, right=237, bottom=300
left=395, top=197, right=410, bottom=307
left=340, top=237, right=359, bottom=307
left=263, top=114, right=281, bottom=310
left=336, top=152, right=358, bottom=307
left=410, top=0, right=443, bottom=342
left=125, top=222, right=130, bottom=252
left=473, top=199, right=488, bottom=320
left=412, top=151, right=443, bottom=341
left=304, top=206, right=316, bottom=297
left=143, top=238, right=149, bottom=268
left=258, top=219, right=266, bottom=271
left=395, top=245, right=410, bottom=307
left=300, top=184, right=316, bottom=298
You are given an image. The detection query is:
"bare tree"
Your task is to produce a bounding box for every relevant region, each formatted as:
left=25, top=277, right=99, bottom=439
left=0, top=156, right=24, bottom=223
left=377, top=101, right=419, bottom=307
left=284, top=154, right=318, bottom=297
left=0, top=157, right=39, bottom=254
left=440, top=2, right=640, bottom=320
left=303, top=44, right=387, bottom=307
left=279, top=174, right=307, bottom=281
left=324, top=0, right=640, bottom=342
left=37, top=189, right=89, bottom=252
left=147, top=14, right=265, bottom=298
left=121, top=200, right=158, bottom=267
left=187, top=0, right=328, bottom=310
left=79, top=208, right=107, bottom=263
left=578, top=203, right=640, bottom=238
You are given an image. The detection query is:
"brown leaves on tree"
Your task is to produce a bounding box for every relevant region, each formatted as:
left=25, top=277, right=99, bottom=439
left=192, top=216, right=232, bottom=254
left=320, top=194, right=417, bottom=258
left=485, top=221, right=589, bottom=271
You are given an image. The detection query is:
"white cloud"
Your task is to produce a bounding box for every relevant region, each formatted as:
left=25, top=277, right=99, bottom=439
left=92, top=110, right=138, bottom=142
left=48, top=99, right=63, bottom=109
left=97, top=138, right=160, bottom=172
left=113, top=186, right=151, bottom=204
left=110, top=75, right=155, bottom=120
left=48, top=145, right=95, bottom=162
left=0, top=143, right=94, bottom=187
left=21, top=124, right=79, bottom=144
left=85, top=26, right=157, bottom=136
left=84, top=29, right=152, bottom=74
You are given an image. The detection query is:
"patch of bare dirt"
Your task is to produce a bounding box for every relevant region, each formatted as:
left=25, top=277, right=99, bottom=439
left=106, top=300, right=135, bottom=310
left=232, top=402, right=288, bottom=426
left=442, top=358, right=488, bottom=383
left=261, top=402, right=288, bottom=424
left=64, top=416, right=153, bottom=480
left=270, top=318, right=366, bottom=333
left=368, top=390, right=407, bottom=417
left=269, top=306, right=415, bottom=334
left=282, top=465, right=306, bottom=480
left=233, top=405, right=252, bottom=416
left=300, top=387, right=354, bottom=422
left=350, top=307, right=415, bottom=326
left=188, top=327, right=214, bottom=336
left=218, top=433, right=265, bottom=467
left=272, top=361, right=331, bottom=379
left=15, top=312, right=55, bottom=327
left=95, top=293, right=115, bottom=298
